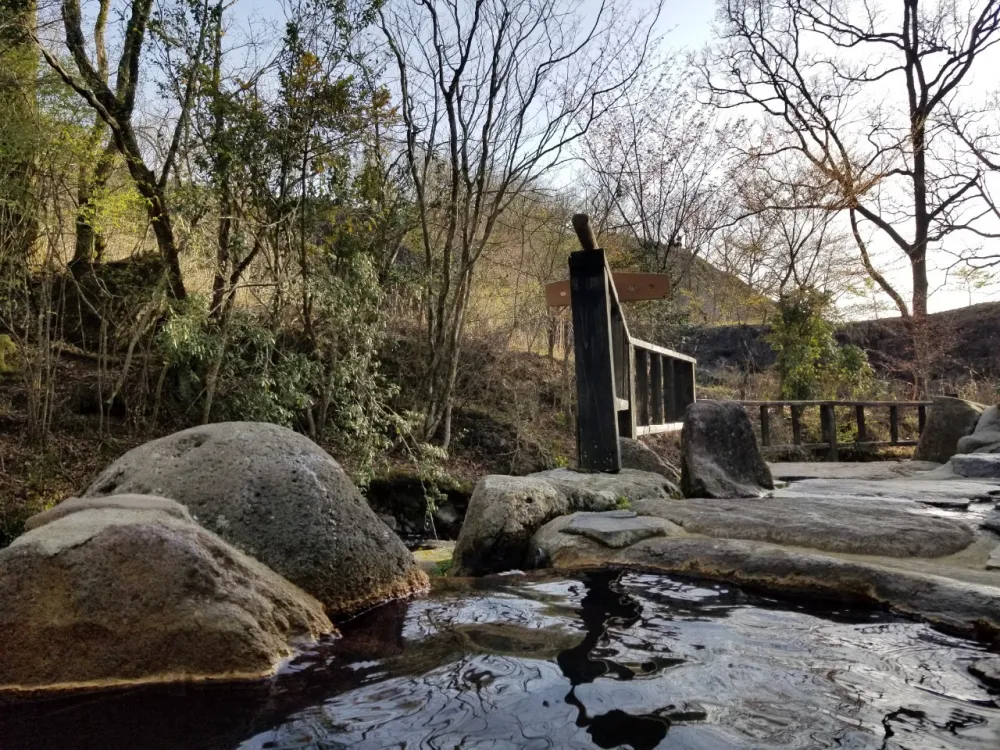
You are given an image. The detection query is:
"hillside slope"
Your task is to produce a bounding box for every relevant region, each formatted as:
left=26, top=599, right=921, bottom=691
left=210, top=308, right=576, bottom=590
left=682, top=301, right=1000, bottom=382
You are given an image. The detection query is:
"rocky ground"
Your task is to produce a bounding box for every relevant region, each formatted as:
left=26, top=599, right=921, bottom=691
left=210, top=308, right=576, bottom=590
left=524, top=457, right=1000, bottom=640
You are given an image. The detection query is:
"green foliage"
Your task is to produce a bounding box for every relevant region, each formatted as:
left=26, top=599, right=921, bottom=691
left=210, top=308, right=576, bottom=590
left=431, top=559, right=453, bottom=577
left=614, top=494, right=632, bottom=511
left=0, top=334, right=16, bottom=373
left=767, top=289, right=873, bottom=400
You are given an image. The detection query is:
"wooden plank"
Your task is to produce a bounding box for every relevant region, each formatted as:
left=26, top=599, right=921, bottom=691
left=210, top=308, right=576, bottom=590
left=650, top=354, right=664, bottom=425
left=569, top=249, right=620, bottom=472
left=676, top=360, right=696, bottom=417
left=545, top=273, right=671, bottom=307
left=855, top=404, right=867, bottom=443
left=637, top=422, right=683, bottom=436
left=618, top=344, right=637, bottom=439
left=889, top=405, right=899, bottom=445
left=791, top=405, right=802, bottom=446
left=760, top=439, right=920, bottom=451
left=629, top=338, right=697, bottom=363
left=610, top=303, right=627, bottom=401
left=735, top=400, right=932, bottom=408
left=635, top=348, right=650, bottom=427
left=663, top=355, right=677, bottom=422
left=760, top=404, right=770, bottom=447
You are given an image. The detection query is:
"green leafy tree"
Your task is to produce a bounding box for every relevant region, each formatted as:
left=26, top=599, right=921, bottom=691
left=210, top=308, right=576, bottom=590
left=768, top=288, right=872, bottom=400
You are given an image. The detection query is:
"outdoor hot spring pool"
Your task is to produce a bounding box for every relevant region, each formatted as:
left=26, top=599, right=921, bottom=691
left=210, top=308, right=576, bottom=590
left=2, top=572, right=999, bottom=749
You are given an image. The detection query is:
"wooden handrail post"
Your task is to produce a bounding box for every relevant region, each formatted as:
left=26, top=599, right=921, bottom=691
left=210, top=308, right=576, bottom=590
left=650, top=354, right=664, bottom=425
left=855, top=404, right=867, bottom=443
left=569, top=247, right=621, bottom=472
left=820, top=403, right=838, bottom=461
left=889, top=405, right=899, bottom=445
left=918, top=404, right=927, bottom=434
left=759, top=404, right=770, bottom=447
left=791, top=405, right=802, bottom=446
left=635, top=349, right=650, bottom=426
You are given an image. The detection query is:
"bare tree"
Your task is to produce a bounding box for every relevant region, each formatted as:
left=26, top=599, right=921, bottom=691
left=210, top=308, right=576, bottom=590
left=703, top=0, right=1000, bottom=322
left=32, top=0, right=213, bottom=299
left=719, top=151, right=864, bottom=302
left=582, top=61, right=734, bottom=287
left=379, top=0, right=661, bottom=447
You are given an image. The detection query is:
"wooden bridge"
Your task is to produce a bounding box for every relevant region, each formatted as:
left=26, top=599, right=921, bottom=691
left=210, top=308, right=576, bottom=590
left=564, top=215, right=695, bottom=472
left=562, top=214, right=932, bottom=470
left=738, top=399, right=931, bottom=461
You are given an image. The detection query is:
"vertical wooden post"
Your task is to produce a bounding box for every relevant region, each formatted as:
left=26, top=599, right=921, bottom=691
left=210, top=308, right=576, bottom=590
left=821, top=403, right=838, bottom=461
left=855, top=404, right=867, bottom=443
left=650, top=354, right=664, bottom=425
left=759, top=404, right=771, bottom=447
left=610, top=304, right=627, bottom=403
left=569, top=248, right=620, bottom=472
left=889, top=405, right=899, bottom=445
left=618, top=343, right=637, bottom=439
left=635, top=349, right=650, bottom=427
left=677, top=360, right=696, bottom=417
left=918, top=404, right=927, bottom=434
left=791, top=405, right=802, bottom=446
left=663, top=357, right=677, bottom=422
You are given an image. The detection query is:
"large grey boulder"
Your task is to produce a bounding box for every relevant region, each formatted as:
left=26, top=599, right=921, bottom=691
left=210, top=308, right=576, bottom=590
left=619, top=438, right=680, bottom=487
left=84, top=422, right=427, bottom=616
left=451, top=469, right=675, bottom=576
left=0, top=497, right=333, bottom=693
left=914, top=397, right=985, bottom=463
left=680, top=401, right=773, bottom=498
left=949, top=453, right=1000, bottom=479
left=956, top=405, right=1000, bottom=455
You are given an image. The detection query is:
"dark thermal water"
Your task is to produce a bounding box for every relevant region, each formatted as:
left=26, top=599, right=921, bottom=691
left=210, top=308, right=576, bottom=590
left=2, top=572, right=999, bottom=749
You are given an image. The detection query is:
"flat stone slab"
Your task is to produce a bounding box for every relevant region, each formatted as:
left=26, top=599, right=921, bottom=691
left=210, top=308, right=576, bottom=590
left=988, top=545, right=1000, bottom=571
left=533, top=533, right=1000, bottom=638
left=632, top=496, right=975, bottom=558
left=969, top=658, right=1000, bottom=688
left=564, top=512, right=675, bottom=549
left=530, top=468, right=678, bottom=502
left=768, top=461, right=940, bottom=482
left=982, top=509, right=1000, bottom=534
left=951, top=454, right=1000, bottom=479
left=777, top=477, right=1000, bottom=508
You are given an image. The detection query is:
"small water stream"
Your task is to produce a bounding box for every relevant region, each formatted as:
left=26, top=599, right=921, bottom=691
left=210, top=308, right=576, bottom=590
left=2, top=572, right=998, bottom=749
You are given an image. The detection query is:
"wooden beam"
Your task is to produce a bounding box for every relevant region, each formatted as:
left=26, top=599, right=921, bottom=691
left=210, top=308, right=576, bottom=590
left=569, top=249, right=620, bottom=472
left=650, top=354, right=664, bottom=425
left=760, top=404, right=770, bottom=447
left=545, top=273, right=672, bottom=307
left=791, top=405, right=802, bottom=446
left=889, top=405, right=899, bottom=445
left=855, top=404, right=867, bottom=443
left=637, top=422, right=683, bottom=436
left=635, top=348, right=650, bottom=427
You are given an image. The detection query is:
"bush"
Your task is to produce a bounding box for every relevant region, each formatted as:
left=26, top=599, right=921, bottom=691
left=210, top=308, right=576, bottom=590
left=768, top=289, right=873, bottom=400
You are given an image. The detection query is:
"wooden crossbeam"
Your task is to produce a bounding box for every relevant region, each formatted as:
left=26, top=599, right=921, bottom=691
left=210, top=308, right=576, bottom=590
left=545, top=272, right=670, bottom=307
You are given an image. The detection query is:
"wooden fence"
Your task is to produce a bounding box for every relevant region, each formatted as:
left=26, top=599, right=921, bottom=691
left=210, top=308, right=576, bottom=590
left=737, top=400, right=931, bottom=461
left=569, top=215, right=696, bottom=472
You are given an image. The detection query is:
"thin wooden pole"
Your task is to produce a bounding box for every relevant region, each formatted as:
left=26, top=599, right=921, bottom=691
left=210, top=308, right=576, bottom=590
left=649, top=354, right=664, bottom=425
left=889, top=405, right=899, bottom=445
left=855, top=404, right=867, bottom=443
left=759, top=404, right=770, bottom=447
left=635, top=349, right=650, bottom=427
left=791, top=405, right=802, bottom=446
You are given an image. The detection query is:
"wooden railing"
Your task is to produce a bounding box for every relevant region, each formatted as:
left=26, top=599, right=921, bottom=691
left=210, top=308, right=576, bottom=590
left=569, top=215, right=696, bottom=472
left=736, top=400, right=931, bottom=461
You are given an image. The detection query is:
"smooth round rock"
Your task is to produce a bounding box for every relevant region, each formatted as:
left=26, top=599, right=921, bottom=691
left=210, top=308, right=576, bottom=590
left=914, top=397, right=985, bottom=463
left=0, top=504, right=333, bottom=693
left=84, top=422, right=427, bottom=615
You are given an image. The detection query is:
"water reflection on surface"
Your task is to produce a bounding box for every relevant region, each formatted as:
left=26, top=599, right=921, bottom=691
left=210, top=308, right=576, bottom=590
left=2, top=572, right=999, bottom=749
